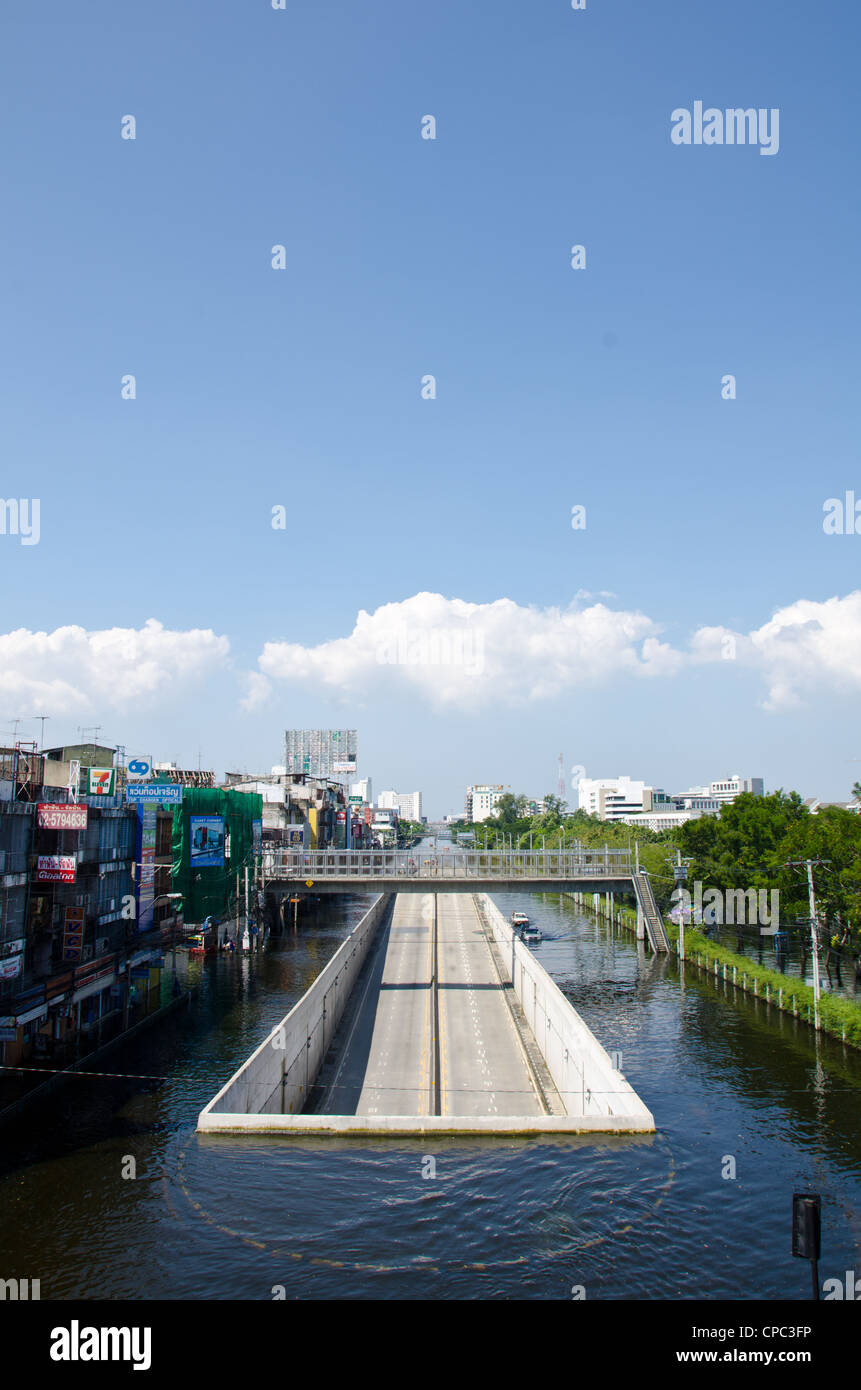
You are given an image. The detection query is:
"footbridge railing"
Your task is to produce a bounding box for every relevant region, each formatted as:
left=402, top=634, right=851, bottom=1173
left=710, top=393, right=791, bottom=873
left=262, top=847, right=633, bottom=881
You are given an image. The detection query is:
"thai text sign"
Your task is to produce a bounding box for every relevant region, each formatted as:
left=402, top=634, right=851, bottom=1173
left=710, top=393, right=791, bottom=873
left=125, top=783, right=183, bottom=805
left=37, top=803, right=88, bottom=831
left=37, top=855, right=77, bottom=883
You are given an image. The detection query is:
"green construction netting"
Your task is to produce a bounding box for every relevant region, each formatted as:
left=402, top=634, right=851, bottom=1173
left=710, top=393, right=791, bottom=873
left=171, top=788, right=262, bottom=923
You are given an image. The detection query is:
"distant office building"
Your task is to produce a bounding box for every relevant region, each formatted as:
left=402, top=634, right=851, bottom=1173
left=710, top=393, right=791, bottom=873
left=671, top=792, right=722, bottom=814
left=576, top=777, right=669, bottom=820
left=579, top=773, right=763, bottom=823
left=397, top=791, right=421, bottom=822
left=378, top=789, right=422, bottom=822
left=465, top=784, right=504, bottom=823
left=350, top=777, right=373, bottom=806
left=704, top=775, right=764, bottom=804
left=618, top=809, right=708, bottom=833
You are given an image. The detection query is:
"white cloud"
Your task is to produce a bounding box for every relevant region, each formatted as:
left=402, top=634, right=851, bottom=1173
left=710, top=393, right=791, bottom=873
left=4, top=593, right=859, bottom=727
left=252, top=590, right=861, bottom=712
left=0, top=619, right=231, bottom=716
left=255, top=592, right=674, bottom=708
left=689, top=593, right=861, bottom=711
left=240, top=671, right=273, bottom=712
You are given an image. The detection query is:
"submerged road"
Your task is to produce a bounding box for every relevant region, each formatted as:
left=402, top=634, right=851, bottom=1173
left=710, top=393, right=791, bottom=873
left=310, top=893, right=550, bottom=1117
left=437, top=893, right=544, bottom=1117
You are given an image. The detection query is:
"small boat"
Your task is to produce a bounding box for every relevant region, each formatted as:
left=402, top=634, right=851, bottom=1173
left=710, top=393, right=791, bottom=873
left=511, top=911, right=530, bottom=927
left=186, top=933, right=206, bottom=957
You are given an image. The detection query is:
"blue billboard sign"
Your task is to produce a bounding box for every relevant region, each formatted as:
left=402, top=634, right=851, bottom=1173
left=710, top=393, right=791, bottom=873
left=190, top=816, right=225, bottom=867
left=125, top=784, right=183, bottom=805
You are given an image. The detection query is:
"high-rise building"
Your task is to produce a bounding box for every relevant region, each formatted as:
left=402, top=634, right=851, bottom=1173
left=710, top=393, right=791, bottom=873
left=284, top=730, right=357, bottom=778
left=465, top=784, right=504, bottom=823
left=378, top=790, right=422, bottom=822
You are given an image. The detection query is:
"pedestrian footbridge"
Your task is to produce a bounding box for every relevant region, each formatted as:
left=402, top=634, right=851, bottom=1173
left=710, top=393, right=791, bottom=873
left=261, top=848, right=670, bottom=954
left=263, top=846, right=632, bottom=892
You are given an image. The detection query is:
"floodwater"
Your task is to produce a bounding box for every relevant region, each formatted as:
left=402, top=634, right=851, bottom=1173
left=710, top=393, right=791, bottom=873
left=1, top=873, right=859, bottom=1300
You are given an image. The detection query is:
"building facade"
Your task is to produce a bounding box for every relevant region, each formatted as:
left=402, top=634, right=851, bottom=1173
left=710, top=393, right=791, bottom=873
left=465, top=785, right=504, bottom=823
left=0, top=745, right=172, bottom=1077
left=378, top=790, right=422, bottom=822
left=578, top=773, right=764, bottom=823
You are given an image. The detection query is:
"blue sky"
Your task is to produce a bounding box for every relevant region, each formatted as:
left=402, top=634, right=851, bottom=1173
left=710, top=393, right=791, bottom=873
left=1, top=1, right=859, bottom=816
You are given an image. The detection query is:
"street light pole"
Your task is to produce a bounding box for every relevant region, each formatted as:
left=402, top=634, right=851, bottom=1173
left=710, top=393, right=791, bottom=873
left=153, top=893, right=184, bottom=988
left=785, top=859, right=828, bottom=1032
left=806, top=862, right=821, bottom=1032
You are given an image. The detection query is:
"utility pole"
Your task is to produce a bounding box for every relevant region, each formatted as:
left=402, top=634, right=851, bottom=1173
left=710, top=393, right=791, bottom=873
left=669, top=849, right=693, bottom=961
left=785, top=858, right=829, bottom=1032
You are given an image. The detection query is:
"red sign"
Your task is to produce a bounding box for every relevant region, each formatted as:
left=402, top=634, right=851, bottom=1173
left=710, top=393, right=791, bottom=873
left=37, top=803, right=88, bottom=831
left=37, top=855, right=77, bottom=883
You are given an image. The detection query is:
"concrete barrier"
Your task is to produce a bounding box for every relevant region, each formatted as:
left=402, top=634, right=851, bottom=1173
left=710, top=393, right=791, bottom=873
left=197, top=891, right=654, bottom=1136
left=198, top=895, right=391, bottom=1123
left=476, top=895, right=653, bottom=1126
left=196, top=1112, right=652, bottom=1136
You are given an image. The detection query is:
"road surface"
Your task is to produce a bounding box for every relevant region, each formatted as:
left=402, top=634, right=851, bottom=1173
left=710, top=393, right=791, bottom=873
left=310, top=892, right=548, bottom=1117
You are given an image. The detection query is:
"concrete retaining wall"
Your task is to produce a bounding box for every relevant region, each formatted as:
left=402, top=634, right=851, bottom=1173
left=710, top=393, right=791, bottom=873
left=198, top=895, right=390, bottom=1123
left=477, top=894, right=653, bottom=1126
left=196, top=1112, right=652, bottom=1136
left=197, top=892, right=655, bottom=1135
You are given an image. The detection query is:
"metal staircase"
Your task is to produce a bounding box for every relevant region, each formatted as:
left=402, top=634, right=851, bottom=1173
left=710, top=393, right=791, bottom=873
left=633, top=872, right=670, bottom=953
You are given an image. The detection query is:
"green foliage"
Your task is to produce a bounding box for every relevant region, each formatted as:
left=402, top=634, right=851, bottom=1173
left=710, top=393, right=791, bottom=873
left=396, top=819, right=425, bottom=845
left=674, top=792, right=861, bottom=948
left=456, top=798, right=672, bottom=856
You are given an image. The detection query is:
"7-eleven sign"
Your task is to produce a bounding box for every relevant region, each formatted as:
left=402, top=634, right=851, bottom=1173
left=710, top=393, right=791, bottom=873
left=88, top=768, right=116, bottom=796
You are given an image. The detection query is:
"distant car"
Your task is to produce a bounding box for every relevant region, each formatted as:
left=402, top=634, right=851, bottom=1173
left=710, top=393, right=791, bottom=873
left=511, top=912, right=530, bottom=927
left=521, top=926, right=543, bottom=944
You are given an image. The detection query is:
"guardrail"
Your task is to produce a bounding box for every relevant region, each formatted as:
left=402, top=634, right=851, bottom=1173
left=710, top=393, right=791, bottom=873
left=262, top=848, right=633, bottom=880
